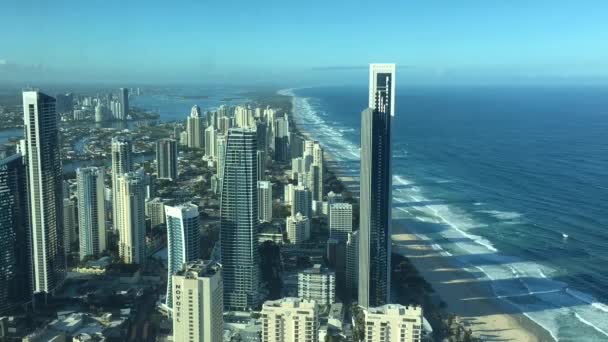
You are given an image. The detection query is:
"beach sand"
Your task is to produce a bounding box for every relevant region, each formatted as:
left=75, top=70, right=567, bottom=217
left=290, top=97, right=554, bottom=341
left=392, top=228, right=555, bottom=342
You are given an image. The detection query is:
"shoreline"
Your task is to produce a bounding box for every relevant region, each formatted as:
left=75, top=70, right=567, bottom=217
left=285, top=89, right=555, bottom=342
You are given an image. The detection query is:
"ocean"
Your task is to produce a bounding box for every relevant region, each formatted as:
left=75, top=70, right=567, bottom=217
left=285, top=85, right=608, bottom=341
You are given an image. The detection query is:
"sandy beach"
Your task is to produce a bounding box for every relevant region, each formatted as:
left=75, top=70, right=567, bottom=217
left=291, top=114, right=554, bottom=342
left=391, top=227, right=555, bottom=342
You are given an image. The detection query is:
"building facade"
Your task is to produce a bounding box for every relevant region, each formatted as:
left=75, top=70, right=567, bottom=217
left=0, top=154, right=31, bottom=312
left=220, top=128, right=260, bottom=310
left=156, top=138, right=178, bottom=180
left=257, top=181, right=273, bottom=223
left=172, top=261, right=223, bottom=342
left=23, top=91, right=66, bottom=294
left=363, top=304, right=423, bottom=342
left=77, top=167, right=107, bottom=260
left=187, top=105, right=204, bottom=148
left=111, top=137, right=132, bottom=231
left=261, top=298, right=319, bottom=342
left=165, top=203, right=200, bottom=309
left=329, top=203, right=352, bottom=242
left=286, top=213, right=310, bottom=245
left=359, top=64, right=395, bottom=308
left=116, top=172, right=146, bottom=264
left=298, top=265, right=335, bottom=306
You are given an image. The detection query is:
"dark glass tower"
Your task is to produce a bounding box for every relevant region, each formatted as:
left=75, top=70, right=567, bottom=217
left=0, top=153, right=31, bottom=313
left=359, top=64, right=395, bottom=308
left=220, top=128, right=260, bottom=311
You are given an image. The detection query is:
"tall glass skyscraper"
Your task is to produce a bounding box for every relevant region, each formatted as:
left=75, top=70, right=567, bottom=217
left=119, top=87, right=129, bottom=120
left=165, top=203, right=200, bottom=309
left=23, top=90, right=66, bottom=294
left=220, top=128, right=260, bottom=311
left=156, top=138, right=178, bottom=180
left=359, top=64, right=395, bottom=308
left=76, top=167, right=107, bottom=260
left=0, top=153, right=31, bottom=313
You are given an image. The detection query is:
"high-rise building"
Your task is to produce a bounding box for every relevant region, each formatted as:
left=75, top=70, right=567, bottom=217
left=359, top=63, right=395, bottom=308
left=216, top=134, right=226, bottom=180
left=273, top=116, right=290, bottom=162
left=95, top=103, right=105, bottom=122
left=187, top=105, right=204, bottom=148
left=111, top=137, right=132, bottom=230
left=23, top=91, right=66, bottom=294
left=257, top=150, right=266, bottom=181
left=119, top=88, right=129, bottom=120
left=284, top=183, right=295, bottom=205
left=0, top=154, right=31, bottom=313
left=329, top=203, right=352, bottom=242
left=55, top=93, right=73, bottom=114
left=204, top=126, right=216, bottom=159
left=363, top=304, right=423, bottom=342
left=156, top=138, right=178, bottom=180
left=235, top=105, right=255, bottom=128
left=261, top=298, right=319, bottom=342
left=218, top=116, right=231, bottom=136
left=145, top=197, right=166, bottom=228
left=63, top=198, right=77, bottom=253
left=77, top=167, right=107, bottom=260
left=312, top=142, right=324, bottom=201
left=165, top=203, right=200, bottom=309
left=220, top=128, right=260, bottom=310
left=257, top=181, right=273, bottom=223
left=286, top=213, right=310, bottom=245
left=346, top=231, right=359, bottom=300
left=291, top=185, right=312, bottom=219
left=172, top=260, right=223, bottom=342
left=298, top=264, right=335, bottom=306
left=116, top=172, right=146, bottom=264
left=256, top=121, right=268, bottom=153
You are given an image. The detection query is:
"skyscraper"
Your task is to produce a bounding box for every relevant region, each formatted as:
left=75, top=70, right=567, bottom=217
left=273, top=116, right=290, bottom=162
left=172, top=261, right=223, bottom=342
left=286, top=213, right=310, bottom=245
left=0, top=154, right=31, bottom=313
left=216, top=134, right=226, bottom=180
left=187, top=105, right=204, bottom=148
left=116, top=172, right=146, bottom=264
left=62, top=198, right=77, bottom=253
left=156, top=138, right=178, bottom=180
left=145, top=197, right=166, bottom=228
left=291, top=185, right=312, bottom=219
left=220, top=128, right=260, bottom=310
left=260, top=298, right=319, bottom=342
left=329, top=203, right=352, bottom=242
left=76, top=167, right=107, bottom=260
left=359, top=63, right=395, bottom=308
left=111, top=137, right=132, bottom=230
left=23, top=91, right=66, bottom=295
left=165, top=203, right=200, bottom=309
left=257, top=180, right=273, bottom=223
left=119, top=87, right=129, bottom=120
left=204, top=126, right=216, bottom=159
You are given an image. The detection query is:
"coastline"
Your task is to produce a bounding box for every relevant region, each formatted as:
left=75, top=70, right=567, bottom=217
left=285, top=90, right=555, bottom=342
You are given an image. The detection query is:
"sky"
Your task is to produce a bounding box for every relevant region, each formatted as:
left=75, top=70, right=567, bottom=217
left=1, top=0, right=607, bottom=85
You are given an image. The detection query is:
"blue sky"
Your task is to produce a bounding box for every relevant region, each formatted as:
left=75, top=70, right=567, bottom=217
left=1, top=0, right=607, bottom=85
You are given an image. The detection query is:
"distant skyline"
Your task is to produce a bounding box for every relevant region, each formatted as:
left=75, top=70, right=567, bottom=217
left=1, top=0, right=608, bottom=85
